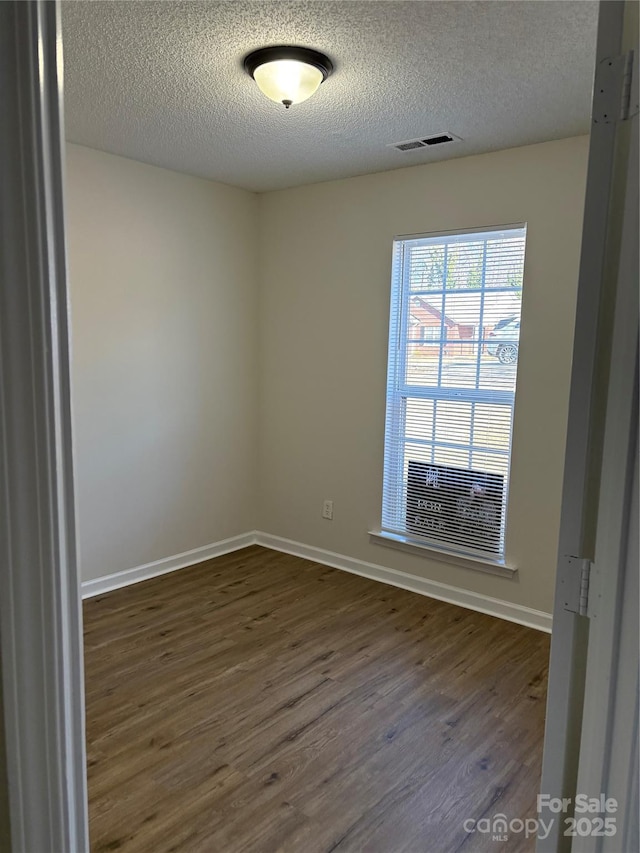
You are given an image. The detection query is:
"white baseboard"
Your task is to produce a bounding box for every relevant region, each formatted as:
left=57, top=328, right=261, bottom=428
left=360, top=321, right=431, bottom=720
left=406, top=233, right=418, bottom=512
left=80, top=531, right=257, bottom=599
left=81, top=529, right=552, bottom=632
left=254, top=531, right=552, bottom=633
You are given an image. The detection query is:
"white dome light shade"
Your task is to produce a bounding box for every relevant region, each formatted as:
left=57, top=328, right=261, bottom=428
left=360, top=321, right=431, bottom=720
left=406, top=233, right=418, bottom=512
left=253, top=60, right=323, bottom=107
left=244, top=46, right=333, bottom=109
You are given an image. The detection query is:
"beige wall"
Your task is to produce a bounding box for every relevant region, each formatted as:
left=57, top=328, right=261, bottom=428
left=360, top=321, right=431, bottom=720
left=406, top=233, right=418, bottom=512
left=66, top=144, right=258, bottom=582
left=257, top=136, right=589, bottom=615
left=66, top=137, right=588, bottom=613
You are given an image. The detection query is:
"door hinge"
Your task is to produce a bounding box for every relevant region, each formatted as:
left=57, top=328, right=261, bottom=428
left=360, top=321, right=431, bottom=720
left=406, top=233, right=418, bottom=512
left=593, top=49, right=638, bottom=124
left=560, top=555, right=592, bottom=617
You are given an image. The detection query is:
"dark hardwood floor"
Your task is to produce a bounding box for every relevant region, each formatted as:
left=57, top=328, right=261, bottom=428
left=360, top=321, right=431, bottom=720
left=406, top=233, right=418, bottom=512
left=83, top=545, right=550, bottom=853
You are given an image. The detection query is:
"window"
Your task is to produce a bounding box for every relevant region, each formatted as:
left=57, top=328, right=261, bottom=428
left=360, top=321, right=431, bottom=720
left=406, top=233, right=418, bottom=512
left=381, top=225, right=527, bottom=559
left=419, top=325, right=441, bottom=343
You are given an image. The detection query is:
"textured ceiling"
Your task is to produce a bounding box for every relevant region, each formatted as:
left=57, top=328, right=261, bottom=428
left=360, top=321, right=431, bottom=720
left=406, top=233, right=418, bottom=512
left=62, top=1, right=598, bottom=192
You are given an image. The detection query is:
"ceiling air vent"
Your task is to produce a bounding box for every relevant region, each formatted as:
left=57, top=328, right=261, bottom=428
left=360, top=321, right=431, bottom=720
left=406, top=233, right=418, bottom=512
left=395, top=140, right=425, bottom=152
left=423, top=133, right=455, bottom=146
left=390, top=132, right=461, bottom=152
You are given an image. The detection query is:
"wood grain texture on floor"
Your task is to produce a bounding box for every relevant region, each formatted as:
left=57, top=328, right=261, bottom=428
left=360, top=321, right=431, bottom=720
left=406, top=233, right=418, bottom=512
left=83, top=545, right=550, bottom=853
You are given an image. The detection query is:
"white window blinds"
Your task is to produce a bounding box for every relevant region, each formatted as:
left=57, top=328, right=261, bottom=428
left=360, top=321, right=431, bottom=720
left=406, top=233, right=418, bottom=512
left=381, top=225, right=527, bottom=558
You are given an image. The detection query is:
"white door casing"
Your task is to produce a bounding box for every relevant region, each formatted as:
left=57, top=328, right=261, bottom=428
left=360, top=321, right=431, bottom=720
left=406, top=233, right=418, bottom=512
left=538, top=1, right=638, bottom=851
left=574, top=17, right=638, bottom=847
left=0, top=2, right=89, bottom=851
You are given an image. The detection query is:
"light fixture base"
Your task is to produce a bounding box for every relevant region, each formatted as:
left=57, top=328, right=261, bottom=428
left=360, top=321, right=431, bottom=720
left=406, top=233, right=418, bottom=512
left=243, top=46, right=334, bottom=82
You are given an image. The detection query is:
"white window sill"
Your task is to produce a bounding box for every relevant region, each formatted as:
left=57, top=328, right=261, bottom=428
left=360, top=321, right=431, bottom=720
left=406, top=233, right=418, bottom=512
left=369, top=530, right=517, bottom=579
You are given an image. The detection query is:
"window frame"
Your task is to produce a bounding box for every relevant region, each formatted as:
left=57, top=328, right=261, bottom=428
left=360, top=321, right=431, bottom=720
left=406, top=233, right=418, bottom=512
left=380, top=223, right=527, bottom=564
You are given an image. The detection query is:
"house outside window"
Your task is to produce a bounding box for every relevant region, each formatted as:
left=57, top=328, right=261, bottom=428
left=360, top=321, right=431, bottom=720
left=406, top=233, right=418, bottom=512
left=381, top=225, right=527, bottom=559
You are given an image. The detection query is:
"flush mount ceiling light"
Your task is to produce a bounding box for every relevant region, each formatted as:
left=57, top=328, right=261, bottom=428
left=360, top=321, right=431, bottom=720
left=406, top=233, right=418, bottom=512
left=243, top=46, right=333, bottom=109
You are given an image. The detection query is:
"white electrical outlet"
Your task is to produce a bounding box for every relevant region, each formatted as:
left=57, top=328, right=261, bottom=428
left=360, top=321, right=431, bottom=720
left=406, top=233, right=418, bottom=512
left=322, top=499, right=334, bottom=520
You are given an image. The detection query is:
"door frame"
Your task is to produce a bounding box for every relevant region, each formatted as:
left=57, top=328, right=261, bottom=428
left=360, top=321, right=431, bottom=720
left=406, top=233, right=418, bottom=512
left=538, top=1, right=637, bottom=850
left=574, top=33, right=638, bottom=848
left=0, top=2, right=89, bottom=850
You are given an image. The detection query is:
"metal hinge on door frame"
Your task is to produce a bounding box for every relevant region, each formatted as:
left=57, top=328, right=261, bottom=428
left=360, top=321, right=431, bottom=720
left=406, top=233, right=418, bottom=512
left=559, top=555, right=593, bottom=617
left=593, top=49, right=639, bottom=124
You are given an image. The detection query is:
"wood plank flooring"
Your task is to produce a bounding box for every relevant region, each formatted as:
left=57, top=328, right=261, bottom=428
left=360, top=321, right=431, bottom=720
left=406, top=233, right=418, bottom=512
left=83, top=545, right=550, bottom=853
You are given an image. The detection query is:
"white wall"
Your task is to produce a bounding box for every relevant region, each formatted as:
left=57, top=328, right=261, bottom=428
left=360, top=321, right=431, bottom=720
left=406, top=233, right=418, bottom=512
left=257, top=136, right=589, bottom=615
left=66, top=144, right=258, bottom=582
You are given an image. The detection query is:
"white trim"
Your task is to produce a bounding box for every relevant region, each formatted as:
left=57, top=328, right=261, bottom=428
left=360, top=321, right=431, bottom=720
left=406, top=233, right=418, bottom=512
left=369, top=529, right=517, bottom=578
left=538, top=5, right=630, bottom=850
left=81, top=529, right=551, bottom=631
left=81, top=532, right=257, bottom=598
left=255, top=532, right=551, bottom=633
left=0, top=3, right=88, bottom=850
left=395, top=221, right=528, bottom=242
left=575, top=43, right=639, bottom=850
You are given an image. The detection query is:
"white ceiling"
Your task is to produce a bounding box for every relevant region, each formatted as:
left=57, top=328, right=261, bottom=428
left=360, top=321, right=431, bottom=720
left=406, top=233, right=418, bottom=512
left=61, top=1, right=599, bottom=193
